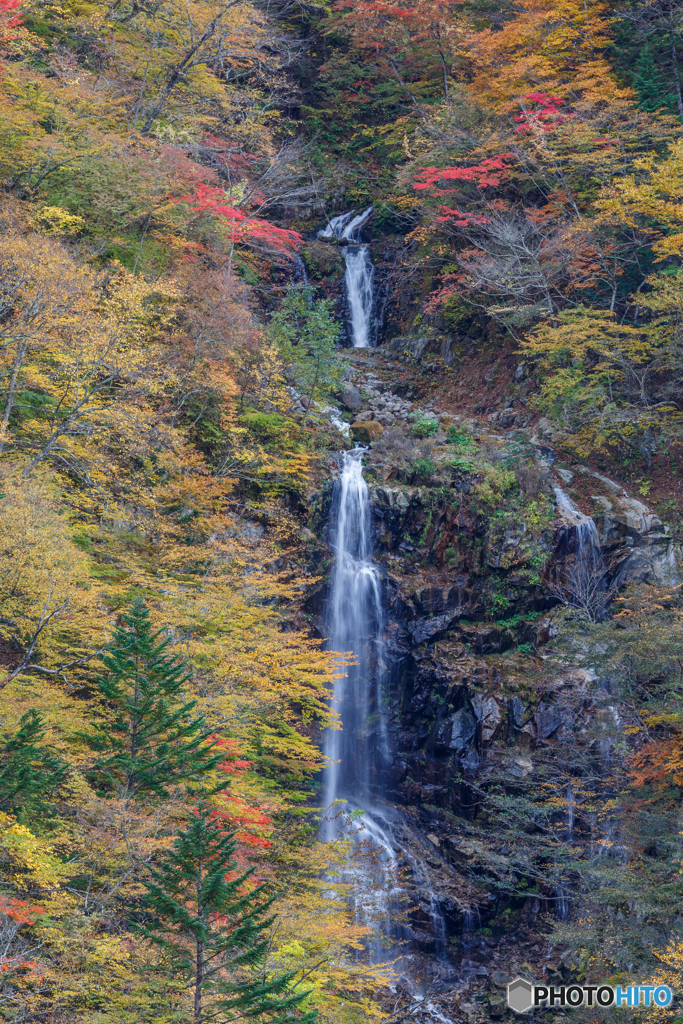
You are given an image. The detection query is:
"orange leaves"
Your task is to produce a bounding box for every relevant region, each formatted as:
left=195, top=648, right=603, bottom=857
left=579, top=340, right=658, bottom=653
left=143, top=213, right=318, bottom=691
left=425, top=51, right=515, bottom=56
left=0, top=896, right=44, bottom=927
left=628, top=738, right=683, bottom=789
left=212, top=793, right=273, bottom=849
left=467, top=0, right=620, bottom=105
left=213, top=736, right=253, bottom=777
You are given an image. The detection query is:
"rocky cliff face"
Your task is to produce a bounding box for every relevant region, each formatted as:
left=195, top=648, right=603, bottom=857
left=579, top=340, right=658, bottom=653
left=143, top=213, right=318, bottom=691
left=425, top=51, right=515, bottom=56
left=305, top=349, right=682, bottom=1016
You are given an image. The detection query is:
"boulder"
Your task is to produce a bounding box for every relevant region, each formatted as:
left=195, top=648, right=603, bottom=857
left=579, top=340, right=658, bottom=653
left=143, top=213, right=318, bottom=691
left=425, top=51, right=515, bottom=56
left=533, top=704, right=565, bottom=739
left=369, top=485, right=409, bottom=509
left=351, top=420, right=384, bottom=442
left=488, top=409, right=517, bottom=429
left=592, top=494, right=681, bottom=586
left=300, top=239, right=345, bottom=278
left=340, top=382, right=363, bottom=412
left=510, top=696, right=526, bottom=728
left=408, top=609, right=460, bottom=644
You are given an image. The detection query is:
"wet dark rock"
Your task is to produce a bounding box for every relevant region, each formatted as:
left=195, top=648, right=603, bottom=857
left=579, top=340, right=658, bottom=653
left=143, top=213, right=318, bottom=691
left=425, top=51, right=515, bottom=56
left=436, top=708, right=477, bottom=753
left=533, top=705, right=565, bottom=739
left=471, top=695, right=503, bottom=742
left=593, top=493, right=681, bottom=586
left=510, top=696, right=526, bottom=728
left=408, top=610, right=462, bottom=644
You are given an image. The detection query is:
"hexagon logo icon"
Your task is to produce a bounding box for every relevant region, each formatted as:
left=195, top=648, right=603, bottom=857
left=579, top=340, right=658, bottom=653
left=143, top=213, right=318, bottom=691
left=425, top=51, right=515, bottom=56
left=507, top=977, right=534, bottom=1013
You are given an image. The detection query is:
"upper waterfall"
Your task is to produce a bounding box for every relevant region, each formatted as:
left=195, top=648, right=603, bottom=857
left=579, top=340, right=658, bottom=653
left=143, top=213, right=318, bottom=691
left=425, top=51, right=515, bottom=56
left=318, top=208, right=375, bottom=348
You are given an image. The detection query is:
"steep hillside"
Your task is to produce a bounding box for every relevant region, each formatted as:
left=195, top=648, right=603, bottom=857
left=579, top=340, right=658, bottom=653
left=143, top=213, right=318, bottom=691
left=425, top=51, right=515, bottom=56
left=2, top=0, right=683, bottom=1022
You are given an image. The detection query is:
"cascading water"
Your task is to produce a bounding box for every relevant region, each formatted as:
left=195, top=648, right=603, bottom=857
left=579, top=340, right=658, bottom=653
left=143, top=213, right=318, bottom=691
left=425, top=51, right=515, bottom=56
left=553, top=487, right=602, bottom=565
left=322, top=449, right=450, bottom=981
left=322, top=448, right=402, bottom=954
left=323, top=447, right=386, bottom=819
left=318, top=208, right=375, bottom=348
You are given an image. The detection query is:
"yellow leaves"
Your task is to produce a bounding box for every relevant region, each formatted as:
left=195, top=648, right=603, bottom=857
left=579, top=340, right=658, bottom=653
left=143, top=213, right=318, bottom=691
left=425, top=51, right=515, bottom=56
left=598, top=139, right=683, bottom=261
left=520, top=306, right=683, bottom=460
left=162, top=571, right=340, bottom=779
left=0, top=216, right=186, bottom=496
left=0, top=811, right=70, bottom=888
left=267, top=838, right=391, bottom=1024
left=0, top=468, right=102, bottom=683
left=34, top=205, right=84, bottom=236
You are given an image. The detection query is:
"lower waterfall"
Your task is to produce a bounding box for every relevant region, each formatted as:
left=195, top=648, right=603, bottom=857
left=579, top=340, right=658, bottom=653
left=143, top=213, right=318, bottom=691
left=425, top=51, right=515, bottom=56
left=322, top=448, right=453, bottom=1013
left=322, top=447, right=387, bottom=817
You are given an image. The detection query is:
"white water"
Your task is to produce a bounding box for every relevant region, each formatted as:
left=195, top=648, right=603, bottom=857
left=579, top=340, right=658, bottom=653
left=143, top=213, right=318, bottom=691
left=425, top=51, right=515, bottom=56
left=321, top=449, right=402, bottom=954
left=318, top=207, right=375, bottom=348
left=322, top=449, right=450, bottom=980
left=323, top=447, right=386, bottom=818
left=553, top=486, right=602, bottom=564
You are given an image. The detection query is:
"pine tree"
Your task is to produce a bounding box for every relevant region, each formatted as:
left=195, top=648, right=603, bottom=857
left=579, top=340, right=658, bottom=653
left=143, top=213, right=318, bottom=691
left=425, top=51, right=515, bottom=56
left=0, top=710, right=68, bottom=814
left=135, top=801, right=317, bottom=1024
left=633, top=41, right=679, bottom=113
left=84, top=598, right=223, bottom=800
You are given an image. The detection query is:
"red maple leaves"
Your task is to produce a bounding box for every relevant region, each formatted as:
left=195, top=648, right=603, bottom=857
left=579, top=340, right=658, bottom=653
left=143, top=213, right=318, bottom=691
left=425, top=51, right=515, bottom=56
left=187, top=184, right=302, bottom=257
left=0, top=896, right=44, bottom=978
left=514, top=92, right=575, bottom=132
left=0, top=0, right=22, bottom=39
left=413, top=155, right=512, bottom=192
left=413, top=155, right=513, bottom=227
left=209, top=737, right=273, bottom=850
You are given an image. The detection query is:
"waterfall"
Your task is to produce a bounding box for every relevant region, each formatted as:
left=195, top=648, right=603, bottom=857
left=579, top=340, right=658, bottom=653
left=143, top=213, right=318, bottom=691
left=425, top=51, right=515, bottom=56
left=322, top=447, right=386, bottom=819
left=553, top=487, right=602, bottom=564
left=321, top=448, right=401, bottom=954
left=321, top=448, right=451, bottom=992
left=318, top=207, right=375, bottom=348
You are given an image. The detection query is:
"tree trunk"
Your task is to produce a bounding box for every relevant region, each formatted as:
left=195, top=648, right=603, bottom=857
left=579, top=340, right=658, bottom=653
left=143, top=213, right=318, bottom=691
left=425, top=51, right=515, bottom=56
left=0, top=340, right=27, bottom=454
left=668, top=7, right=683, bottom=119
left=195, top=938, right=203, bottom=1024
left=140, top=19, right=220, bottom=136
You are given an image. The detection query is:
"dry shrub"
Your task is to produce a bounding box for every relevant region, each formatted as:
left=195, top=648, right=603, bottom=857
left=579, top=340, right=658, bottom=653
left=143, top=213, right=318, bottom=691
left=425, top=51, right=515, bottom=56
left=516, top=462, right=544, bottom=496
left=372, top=426, right=435, bottom=470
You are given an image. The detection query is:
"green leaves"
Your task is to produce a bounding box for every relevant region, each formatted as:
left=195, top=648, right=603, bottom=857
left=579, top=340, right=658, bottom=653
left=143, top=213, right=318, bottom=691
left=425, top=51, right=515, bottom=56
left=0, top=709, right=68, bottom=814
left=269, top=286, right=343, bottom=410
left=135, top=801, right=317, bottom=1024
left=83, top=597, right=223, bottom=801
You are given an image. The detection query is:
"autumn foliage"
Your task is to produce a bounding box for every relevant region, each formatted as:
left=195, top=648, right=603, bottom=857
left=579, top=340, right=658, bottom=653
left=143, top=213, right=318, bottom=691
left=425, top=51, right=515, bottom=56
left=2, top=0, right=683, bottom=1016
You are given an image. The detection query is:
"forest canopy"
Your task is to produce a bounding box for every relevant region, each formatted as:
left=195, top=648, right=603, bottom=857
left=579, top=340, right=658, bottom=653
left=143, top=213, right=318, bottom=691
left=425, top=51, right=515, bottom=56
left=1, top=0, right=683, bottom=1020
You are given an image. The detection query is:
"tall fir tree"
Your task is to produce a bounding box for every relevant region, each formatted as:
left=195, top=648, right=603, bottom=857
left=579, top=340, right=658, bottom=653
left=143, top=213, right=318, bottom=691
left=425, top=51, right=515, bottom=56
left=0, top=709, right=68, bottom=814
left=135, top=801, right=317, bottom=1024
left=84, top=598, right=223, bottom=800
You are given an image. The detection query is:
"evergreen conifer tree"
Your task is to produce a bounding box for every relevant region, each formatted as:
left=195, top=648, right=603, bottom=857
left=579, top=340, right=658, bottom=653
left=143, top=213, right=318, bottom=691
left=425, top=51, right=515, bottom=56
left=135, top=801, right=316, bottom=1024
left=84, top=598, right=223, bottom=800
left=0, top=710, right=68, bottom=814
